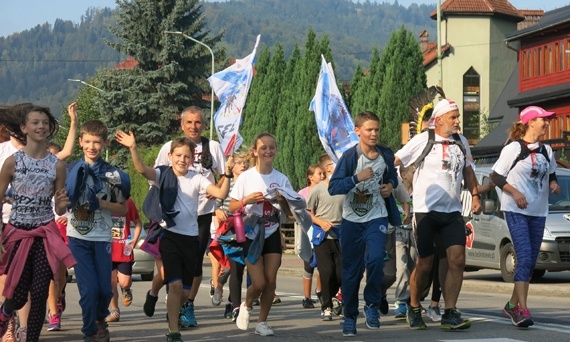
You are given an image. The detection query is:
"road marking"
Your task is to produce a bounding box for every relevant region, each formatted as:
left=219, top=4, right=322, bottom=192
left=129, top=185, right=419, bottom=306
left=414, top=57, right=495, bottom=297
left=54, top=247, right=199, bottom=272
left=441, top=339, right=524, bottom=342
left=464, top=314, right=570, bottom=334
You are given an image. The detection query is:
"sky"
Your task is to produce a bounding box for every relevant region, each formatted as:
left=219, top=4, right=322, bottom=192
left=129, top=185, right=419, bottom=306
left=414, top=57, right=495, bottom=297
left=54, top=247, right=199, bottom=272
left=1, top=0, right=569, bottom=38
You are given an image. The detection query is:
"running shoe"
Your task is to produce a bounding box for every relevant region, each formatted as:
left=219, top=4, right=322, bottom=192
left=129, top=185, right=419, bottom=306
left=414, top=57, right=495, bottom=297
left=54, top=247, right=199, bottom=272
left=212, top=289, right=222, bottom=306
left=322, top=308, right=333, bottom=321
left=166, top=331, right=183, bottom=342
left=209, top=278, right=215, bottom=298
left=180, top=302, right=197, bottom=328
left=224, top=303, right=233, bottom=319
left=426, top=305, right=442, bottom=322
left=236, top=302, right=251, bottom=330
left=255, top=322, right=274, bottom=336
left=516, top=307, right=534, bottom=328
left=341, top=317, right=357, bottom=337
left=105, top=309, right=120, bottom=323
left=121, top=288, right=133, bottom=307
left=272, top=295, right=281, bottom=304
left=503, top=301, right=519, bottom=326
left=302, top=298, right=315, bottom=309
left=231, top=307, right=240, bottom=322
left=47, top=312, right=62, bottom=331
left=394, top=302, right=407, bottom=318
left=441, top=309, right=471, bottom=330
left=407, top=306, right=427, bottom=330
left=96, top=320, right=110, bottom=342
left=364, top=304, right=380, bottom=329
left=143, top=290, right=158, bottom=317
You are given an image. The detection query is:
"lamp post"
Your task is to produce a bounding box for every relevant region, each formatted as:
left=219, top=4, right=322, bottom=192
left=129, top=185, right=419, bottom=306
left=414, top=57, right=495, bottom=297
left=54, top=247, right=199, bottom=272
left=67, top=78, right=105, bottom=93
left=164, top=31, right=215, bottom=139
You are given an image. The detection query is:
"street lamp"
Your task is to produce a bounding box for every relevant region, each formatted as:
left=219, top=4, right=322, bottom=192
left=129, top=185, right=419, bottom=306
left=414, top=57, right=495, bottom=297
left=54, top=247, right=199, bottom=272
left=67, top=78, right=105, bottom=93
left=164, top=30, right=215, bottom=139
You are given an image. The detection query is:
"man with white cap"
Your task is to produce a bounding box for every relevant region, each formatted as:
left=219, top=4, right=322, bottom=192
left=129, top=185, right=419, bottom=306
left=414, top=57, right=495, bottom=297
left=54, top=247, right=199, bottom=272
left=394, top=98, right=482, bottom=331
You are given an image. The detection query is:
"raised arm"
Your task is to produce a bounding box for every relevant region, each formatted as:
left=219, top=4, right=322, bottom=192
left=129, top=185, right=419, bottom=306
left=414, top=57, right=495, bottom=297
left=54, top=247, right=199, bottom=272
left=115, top=130, right=156, bottom=181
left=56, top=102, right=78, bottom=161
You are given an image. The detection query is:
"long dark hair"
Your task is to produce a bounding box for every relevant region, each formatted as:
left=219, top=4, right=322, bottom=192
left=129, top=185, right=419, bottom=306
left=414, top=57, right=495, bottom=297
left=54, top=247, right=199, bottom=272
left=0, top=103, right=58, bottom=144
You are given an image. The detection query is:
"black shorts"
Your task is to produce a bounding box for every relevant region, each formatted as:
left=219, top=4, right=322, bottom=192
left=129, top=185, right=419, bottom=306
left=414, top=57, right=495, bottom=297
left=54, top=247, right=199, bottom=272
left=159, top=230, right=200, bottom=288
left=243, top=229, right=283, bottom=257
left=112, top=262, right=134, bottom=276
left=414, top=211, right=465, bottom=258
left=195, top=214, right=213, bottom=277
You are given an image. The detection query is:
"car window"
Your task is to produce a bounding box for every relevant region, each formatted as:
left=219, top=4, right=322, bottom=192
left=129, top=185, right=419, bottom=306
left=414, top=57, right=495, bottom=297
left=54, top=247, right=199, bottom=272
left=549, top=175, right=570, bottom=209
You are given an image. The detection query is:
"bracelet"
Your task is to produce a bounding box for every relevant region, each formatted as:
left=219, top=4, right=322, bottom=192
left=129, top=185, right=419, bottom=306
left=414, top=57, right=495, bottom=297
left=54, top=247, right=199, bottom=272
left=472, top=194, right=481, bottom=199
left=224, top=173, right=234, bottom=179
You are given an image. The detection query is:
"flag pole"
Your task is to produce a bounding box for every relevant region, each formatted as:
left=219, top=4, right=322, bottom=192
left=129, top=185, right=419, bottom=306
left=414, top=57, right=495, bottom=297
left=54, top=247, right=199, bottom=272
left=164, top=31, right=215, bottom=139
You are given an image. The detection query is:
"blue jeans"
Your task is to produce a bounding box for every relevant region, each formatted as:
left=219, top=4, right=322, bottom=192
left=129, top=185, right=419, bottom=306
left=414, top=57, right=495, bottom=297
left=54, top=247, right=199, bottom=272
left=505, top=212, right=546, bottom=282
left=340, top=217, right=387, bottom=319
left=68, top=237, right=113, bottom=336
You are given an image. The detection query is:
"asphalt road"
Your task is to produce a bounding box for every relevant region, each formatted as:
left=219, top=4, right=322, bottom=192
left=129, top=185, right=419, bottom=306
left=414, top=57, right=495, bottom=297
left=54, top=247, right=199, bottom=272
left=34, top=253, right=570, bottom=341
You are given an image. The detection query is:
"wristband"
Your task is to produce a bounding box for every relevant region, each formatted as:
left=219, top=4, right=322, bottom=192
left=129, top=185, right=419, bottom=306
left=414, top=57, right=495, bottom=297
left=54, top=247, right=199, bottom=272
left=224, top=173, right=234, bottom=179
left=472, top=194, right=481, bottom=199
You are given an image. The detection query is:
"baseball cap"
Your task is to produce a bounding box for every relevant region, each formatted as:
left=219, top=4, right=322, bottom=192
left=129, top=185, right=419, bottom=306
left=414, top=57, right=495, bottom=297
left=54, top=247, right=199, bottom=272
left=519, top=106, right=555, bottom=125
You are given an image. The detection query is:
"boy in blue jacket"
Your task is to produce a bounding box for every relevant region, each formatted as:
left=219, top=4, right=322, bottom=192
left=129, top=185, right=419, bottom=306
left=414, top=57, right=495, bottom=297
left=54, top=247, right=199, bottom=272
left=328, top=111, right=401, bottom=337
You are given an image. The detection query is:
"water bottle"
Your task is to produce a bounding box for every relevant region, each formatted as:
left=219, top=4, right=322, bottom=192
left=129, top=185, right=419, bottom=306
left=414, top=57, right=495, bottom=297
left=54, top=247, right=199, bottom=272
left=233, top=210, right=246, bottom=243
left=123, top=237, right=133, bottom=256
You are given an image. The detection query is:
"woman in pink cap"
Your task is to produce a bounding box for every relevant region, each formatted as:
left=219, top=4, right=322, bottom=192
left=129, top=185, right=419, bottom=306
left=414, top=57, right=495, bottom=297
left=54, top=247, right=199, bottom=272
left=490, top=105, right=560, bottom=328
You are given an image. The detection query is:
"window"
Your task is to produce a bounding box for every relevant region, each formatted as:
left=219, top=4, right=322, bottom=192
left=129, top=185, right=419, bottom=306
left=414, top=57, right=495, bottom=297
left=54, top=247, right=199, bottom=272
left=463, top=67, right=480, bottom=140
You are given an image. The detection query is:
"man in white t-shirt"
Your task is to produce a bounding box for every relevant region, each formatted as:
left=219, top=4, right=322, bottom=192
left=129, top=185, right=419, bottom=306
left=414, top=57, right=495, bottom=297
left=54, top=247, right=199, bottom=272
left=394, top=98, right=481, bottom=331
left=150, top=106, right=226, bottom=327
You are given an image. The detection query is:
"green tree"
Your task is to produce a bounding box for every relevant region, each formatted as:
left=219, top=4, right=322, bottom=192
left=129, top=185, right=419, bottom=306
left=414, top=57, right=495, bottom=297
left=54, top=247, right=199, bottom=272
left=377, top=27, right=426, bottom=150
left=97, top=0, right=224, bottom=166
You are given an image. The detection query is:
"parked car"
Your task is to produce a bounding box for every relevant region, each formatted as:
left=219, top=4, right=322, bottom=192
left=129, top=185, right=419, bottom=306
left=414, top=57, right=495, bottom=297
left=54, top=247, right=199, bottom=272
left=68, top=226, right=155, bottom=282
left=463, top=165, right=570, bottom=282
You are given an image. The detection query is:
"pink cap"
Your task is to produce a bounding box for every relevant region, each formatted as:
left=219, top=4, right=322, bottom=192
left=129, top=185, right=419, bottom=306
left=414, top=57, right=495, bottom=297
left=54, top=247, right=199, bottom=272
left=520, top=106, right=555, bottom=125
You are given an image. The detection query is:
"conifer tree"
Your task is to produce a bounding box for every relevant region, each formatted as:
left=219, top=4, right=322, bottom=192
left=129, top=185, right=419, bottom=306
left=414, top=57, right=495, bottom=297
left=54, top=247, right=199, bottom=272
left=97, top=0, right=224, bottom=160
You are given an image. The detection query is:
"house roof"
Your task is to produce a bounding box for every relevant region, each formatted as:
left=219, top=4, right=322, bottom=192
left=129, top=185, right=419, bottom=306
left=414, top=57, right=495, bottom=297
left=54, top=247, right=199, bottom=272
left=506, top=5, right=570, bottom=41
left=422, top=42, right=452, bottom=67
left=507, top=82, right=570, bottom=108
left=115, top=56, right=138, bottom=69
left=430, top=0, right=524, bottom=21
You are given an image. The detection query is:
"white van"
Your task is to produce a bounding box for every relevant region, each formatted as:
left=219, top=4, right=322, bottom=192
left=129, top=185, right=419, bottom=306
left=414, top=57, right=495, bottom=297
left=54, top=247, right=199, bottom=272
left=464, top=166, right=570, bottom=282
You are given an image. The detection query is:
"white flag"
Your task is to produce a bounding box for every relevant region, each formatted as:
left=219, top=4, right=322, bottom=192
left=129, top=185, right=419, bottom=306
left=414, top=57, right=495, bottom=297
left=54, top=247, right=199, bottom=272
left=309, top=55, right=359, bottom=162
left=208, top=35, right=260, bottom=156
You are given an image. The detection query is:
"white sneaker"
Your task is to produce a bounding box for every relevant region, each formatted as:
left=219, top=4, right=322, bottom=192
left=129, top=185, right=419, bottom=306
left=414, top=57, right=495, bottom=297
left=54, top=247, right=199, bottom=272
left=322, top=308, right=333, bottom=321
left=426, top=305, right=442, bottom=322
left=236, top=302, right=251, bottom=330
left=255, top=322, right=274, bottom=336
left=212, top=289, right=223, bottom=306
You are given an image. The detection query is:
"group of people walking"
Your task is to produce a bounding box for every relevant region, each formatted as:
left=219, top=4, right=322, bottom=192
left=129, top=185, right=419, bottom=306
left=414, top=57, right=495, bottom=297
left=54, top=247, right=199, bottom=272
left=0, top=95, right=558, bottom=341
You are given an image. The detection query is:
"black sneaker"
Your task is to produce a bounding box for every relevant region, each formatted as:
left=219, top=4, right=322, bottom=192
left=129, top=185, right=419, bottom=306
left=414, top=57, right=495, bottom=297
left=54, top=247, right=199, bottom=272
left=143, top=290, right=158, bottom=317
left=166, top=331, right=183, bottom=342
left=441, top=309, right=471, bottom=330
left=380, top=295, right=389, bottom=315
left=406, top=306, right=427, bottom=330
left=302, top=298, right=315, bottom=309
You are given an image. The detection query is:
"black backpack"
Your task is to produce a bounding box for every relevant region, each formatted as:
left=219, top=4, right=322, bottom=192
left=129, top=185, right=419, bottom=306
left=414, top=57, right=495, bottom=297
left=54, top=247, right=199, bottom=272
left=200, top=136, right=213, bottom=170
left=509, top=140, right=550, bottom=171
left=412, top=129, right=466, bottom=168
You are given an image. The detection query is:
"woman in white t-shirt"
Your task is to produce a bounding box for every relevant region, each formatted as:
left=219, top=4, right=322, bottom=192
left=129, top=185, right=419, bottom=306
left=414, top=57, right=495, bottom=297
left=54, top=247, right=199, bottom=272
left=228, top=133, right=294, bottom=337
left=490, top=106, right=559, bottom=329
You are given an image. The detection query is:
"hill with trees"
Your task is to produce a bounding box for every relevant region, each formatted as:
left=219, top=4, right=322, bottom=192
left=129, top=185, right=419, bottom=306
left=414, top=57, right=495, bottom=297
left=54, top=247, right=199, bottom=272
left=0, top=0, right=436, bottom=113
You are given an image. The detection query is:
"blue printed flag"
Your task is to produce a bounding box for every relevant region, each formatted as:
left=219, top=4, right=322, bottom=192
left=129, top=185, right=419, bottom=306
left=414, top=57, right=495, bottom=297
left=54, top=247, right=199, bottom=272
left=309, top=55, right=359, bottom=162
left=208, top=35, right=260, bottom=156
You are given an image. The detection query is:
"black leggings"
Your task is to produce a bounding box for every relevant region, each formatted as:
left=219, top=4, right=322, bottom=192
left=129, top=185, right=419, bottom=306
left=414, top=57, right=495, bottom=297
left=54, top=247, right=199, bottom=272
left=5, top=238, right=53, bottom=342
left=228, top=259, right=245, bottom=309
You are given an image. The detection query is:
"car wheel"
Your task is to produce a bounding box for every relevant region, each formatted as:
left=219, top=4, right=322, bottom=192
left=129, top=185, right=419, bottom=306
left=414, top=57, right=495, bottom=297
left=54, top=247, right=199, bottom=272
left=141, top=271, right=154, bottom=281
left=500, top=243, right=515, bottom=283
left=531, top=269, right=546, bottom=282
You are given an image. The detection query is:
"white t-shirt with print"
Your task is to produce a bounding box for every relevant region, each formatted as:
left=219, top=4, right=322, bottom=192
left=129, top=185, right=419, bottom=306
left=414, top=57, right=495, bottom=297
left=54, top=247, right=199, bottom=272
left=154, top=168, right=212, bottom=236
left=395, top=131, right=471, bottom=214
left=230, top=167, right=293, bottom=239
left=343, top=150, right=388, bottom=222
left=492, top=141, right=556, bottom=217
left=155, top=139, right=226, bottom=215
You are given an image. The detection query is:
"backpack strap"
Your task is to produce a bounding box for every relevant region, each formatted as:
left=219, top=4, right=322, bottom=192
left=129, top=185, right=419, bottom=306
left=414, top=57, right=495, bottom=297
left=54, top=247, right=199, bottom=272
left=509, top=140, right=550, bottom=172
left=412, top=129, right=436, bottom=169
left=200, top=136, right=213, bottom=170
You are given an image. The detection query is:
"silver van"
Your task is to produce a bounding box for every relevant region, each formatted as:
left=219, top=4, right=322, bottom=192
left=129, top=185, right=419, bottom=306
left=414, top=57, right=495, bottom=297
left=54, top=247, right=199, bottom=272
left=464, top=166, right=570, bottom=282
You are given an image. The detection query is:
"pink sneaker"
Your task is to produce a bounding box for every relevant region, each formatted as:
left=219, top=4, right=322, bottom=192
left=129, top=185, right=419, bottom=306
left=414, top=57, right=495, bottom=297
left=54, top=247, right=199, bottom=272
left=516, top=307, right=534, bottom=328
left=47, top=312, right=61, bottom=331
